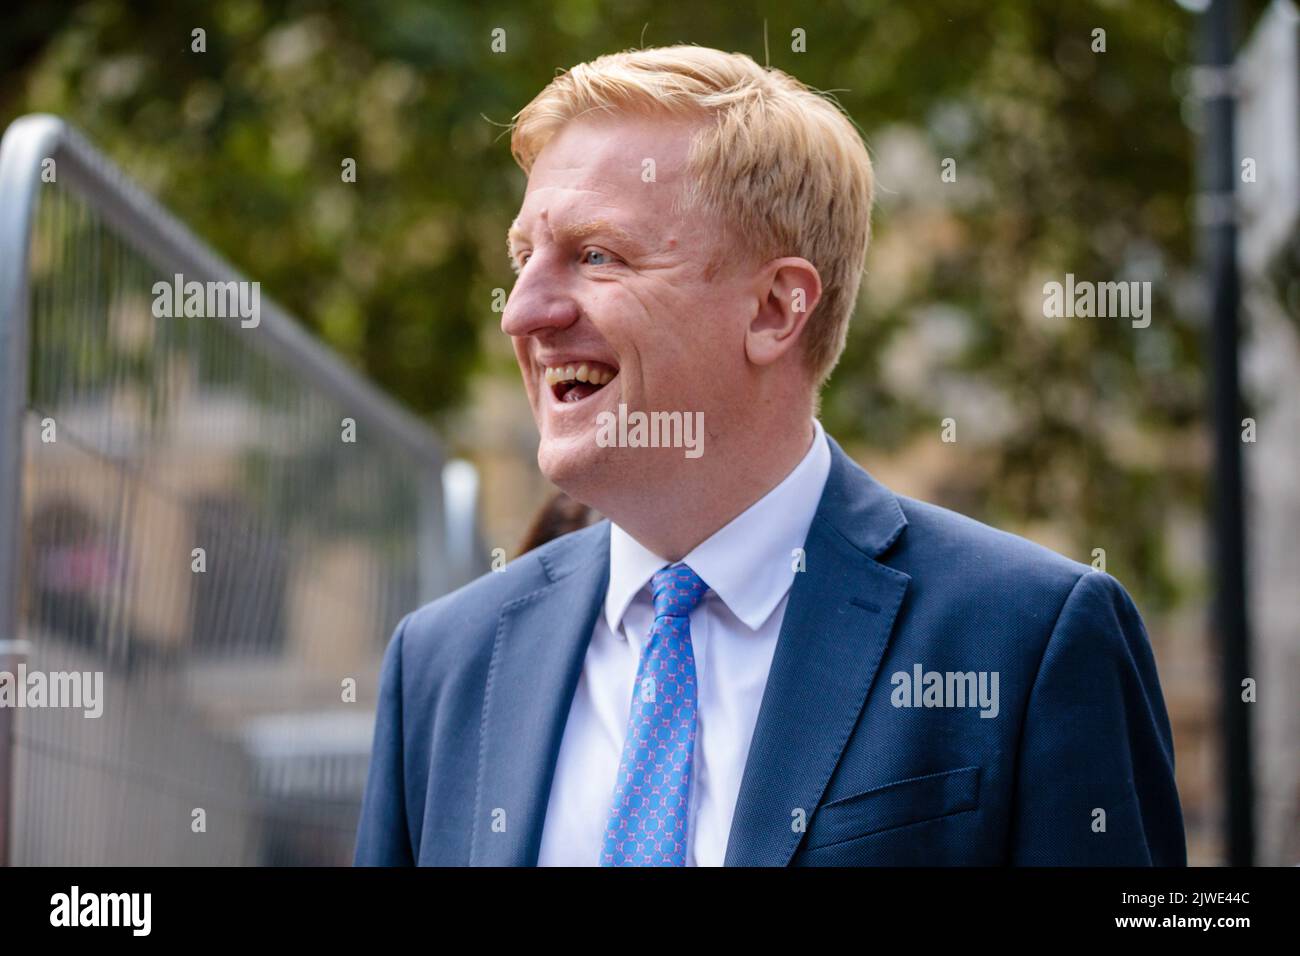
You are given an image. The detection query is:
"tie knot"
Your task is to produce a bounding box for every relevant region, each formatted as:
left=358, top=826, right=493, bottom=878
left=651, top=563, right=708, bottom=620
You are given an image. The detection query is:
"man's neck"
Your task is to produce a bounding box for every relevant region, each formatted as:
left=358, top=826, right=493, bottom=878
left=605, top=417, right=817, bottom=561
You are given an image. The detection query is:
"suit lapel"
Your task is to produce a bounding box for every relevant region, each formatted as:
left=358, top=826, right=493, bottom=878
left=725, top=437, right=911, bottom=866
left=469, top=439, right=909, bottom=867
left=469, top=524, right=610, bottom=866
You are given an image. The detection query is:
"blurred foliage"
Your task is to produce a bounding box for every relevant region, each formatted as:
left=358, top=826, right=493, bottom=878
left=0, top=0, right=1274, bottom=611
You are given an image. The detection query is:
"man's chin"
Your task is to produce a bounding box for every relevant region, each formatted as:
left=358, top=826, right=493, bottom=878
left=537, top=432, right=605, bottom=493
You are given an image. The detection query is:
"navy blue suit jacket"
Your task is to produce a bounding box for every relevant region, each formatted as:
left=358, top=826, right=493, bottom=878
left=354, top=435, right=1186, bottom=865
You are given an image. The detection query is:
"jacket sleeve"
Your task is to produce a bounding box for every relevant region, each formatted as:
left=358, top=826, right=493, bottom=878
left=1009, top=570, right=1186, bottom=865
left=354, top=613, right=415, bottom=866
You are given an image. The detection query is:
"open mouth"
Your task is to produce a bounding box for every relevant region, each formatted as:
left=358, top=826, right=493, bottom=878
left=543, top=361, right=619, bottom=404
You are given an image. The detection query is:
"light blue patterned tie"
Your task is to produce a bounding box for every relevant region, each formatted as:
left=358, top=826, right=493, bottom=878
left=601, top=563, right=709, bottom=866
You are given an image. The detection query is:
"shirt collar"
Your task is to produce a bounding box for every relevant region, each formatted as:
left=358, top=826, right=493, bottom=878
left=604, top=418, right=832, bottom=637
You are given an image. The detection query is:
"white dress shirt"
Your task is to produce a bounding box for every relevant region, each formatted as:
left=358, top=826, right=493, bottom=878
left=537, top=418, right=832, bottom=865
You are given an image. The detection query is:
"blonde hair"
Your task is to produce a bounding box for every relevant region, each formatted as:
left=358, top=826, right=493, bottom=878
left=510, top=44, right=875, bottom=389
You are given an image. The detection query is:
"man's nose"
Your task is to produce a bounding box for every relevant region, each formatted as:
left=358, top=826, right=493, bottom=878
left=501, top=258, right=581, bottom=338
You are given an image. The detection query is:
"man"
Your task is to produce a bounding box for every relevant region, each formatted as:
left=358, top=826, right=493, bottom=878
left=354, top=45, right=1185, bottom=866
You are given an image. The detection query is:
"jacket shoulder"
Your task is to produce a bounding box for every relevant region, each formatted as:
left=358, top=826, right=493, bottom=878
left=892, top=494, right=1092, bottom=605
left=396, top=520, right=608, bottom=668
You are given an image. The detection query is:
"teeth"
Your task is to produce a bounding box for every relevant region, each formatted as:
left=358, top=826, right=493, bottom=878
left=541, top=363, right=617, bottom=387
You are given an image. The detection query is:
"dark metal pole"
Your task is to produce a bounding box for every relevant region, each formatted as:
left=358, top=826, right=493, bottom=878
left=1198, top=0, right=1254, bottom=867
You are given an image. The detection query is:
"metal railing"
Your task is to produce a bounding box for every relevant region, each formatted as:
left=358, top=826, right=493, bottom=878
left=0, top=114, right=480, bottom=864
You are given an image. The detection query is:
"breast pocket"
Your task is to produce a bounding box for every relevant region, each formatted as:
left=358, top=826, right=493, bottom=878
left=802, top=766, right=981, bottom=851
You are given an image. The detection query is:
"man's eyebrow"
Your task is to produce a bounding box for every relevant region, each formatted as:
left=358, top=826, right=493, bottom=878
left=506, top=217, right=644, bottom=256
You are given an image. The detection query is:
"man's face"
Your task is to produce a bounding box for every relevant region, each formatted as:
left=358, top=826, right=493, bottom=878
left=503, top=113, right=755, bottom=495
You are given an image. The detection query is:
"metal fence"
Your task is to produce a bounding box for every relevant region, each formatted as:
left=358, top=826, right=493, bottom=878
left=0, top=114, right=481, bottom=864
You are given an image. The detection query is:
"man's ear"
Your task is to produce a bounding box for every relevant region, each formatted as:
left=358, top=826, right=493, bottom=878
left=745, top=257, right=823, bottom=367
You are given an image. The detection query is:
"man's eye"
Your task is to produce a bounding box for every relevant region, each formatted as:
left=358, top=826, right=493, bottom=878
left=582, top=248, right=614, bottom=266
